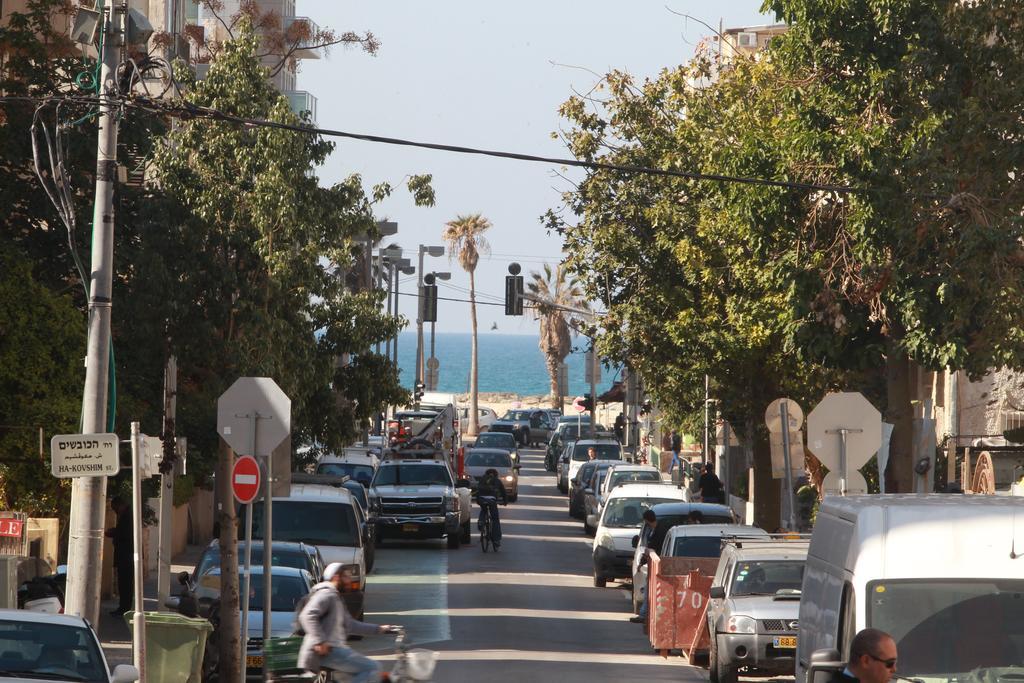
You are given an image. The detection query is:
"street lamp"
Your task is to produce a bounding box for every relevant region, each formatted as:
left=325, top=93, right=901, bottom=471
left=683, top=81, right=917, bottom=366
left=424, top=271, right=451, bottom=391
left=416, top=245, right=445, bottom=396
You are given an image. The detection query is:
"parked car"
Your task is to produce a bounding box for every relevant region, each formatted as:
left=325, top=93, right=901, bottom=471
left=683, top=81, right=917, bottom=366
left=797, top=494, right=1024, bottom=683
left=463, top=448, right=520, bottom=501
left=489, top=409, right=556, bottom=447
left=472, top=431, right=520, bottom=462
left=556, top=442, right=575, bottom=494
left=0, top=609, right=139, bottom=682
left=193, top=540, right=325, bottom=600
left=368, top=458, right=472, bottom=549
left=629, top=502, right=740, bottom=612
left=215, top=565, right=315, bottom=680
left=459, top=406, right=498, bottom=433
left=584, top=464, right=664, bottom=533
left=591, top=483, right=690, bottom=587
left=708, top=538, right=808, bottom=683
left=566, top=439, right=623, bottom=490
left=569, top=459, right=619, bottom=519
left=250, top=483, right=369, bottom=618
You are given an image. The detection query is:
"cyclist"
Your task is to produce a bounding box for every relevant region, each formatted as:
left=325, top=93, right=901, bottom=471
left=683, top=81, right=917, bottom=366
left=298, top=563, right=398, bottom=682
left=476, top=468, right=508, bottom=548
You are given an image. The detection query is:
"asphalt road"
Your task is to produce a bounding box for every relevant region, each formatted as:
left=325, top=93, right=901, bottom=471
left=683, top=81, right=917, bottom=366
left=357, top=445, right=709, bottom=682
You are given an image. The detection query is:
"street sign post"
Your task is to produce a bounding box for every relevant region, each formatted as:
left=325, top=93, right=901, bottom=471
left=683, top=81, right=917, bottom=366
left=217, top=377, right=291, bottom=652
left=765, top=398, right=804, bottom=530
left=50, top=434, right=119, bottom=478
left=807, top=392, right=881, bottom=496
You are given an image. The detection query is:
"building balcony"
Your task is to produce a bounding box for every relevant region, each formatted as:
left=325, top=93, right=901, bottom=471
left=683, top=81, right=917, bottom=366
left=286, top=90, right=318, bottom=122
left=283, top=16, right=321, bottom=59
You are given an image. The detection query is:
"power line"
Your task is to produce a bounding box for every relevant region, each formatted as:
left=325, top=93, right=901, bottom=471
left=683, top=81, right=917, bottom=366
left=127, top=97, right=862, bottom=194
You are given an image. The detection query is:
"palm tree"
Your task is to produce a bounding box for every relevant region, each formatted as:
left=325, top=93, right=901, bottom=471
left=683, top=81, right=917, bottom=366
left=528, top=264, right=585, bottom=410
left=442, top=214, right=492, bottom=436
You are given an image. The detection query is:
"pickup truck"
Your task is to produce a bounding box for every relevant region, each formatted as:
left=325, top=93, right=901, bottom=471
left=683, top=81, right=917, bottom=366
left=368, top=458, right=472, bottom=549
left=489, top=409, right=556, bottom=447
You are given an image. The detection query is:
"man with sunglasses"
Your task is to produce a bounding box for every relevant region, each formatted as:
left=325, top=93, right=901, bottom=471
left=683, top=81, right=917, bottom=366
left=831, top=628, right=898, bottom=683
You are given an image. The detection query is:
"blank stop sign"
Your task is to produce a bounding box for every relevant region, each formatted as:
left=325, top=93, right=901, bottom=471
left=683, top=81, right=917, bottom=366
left=232, top=455, right=261, bottom=504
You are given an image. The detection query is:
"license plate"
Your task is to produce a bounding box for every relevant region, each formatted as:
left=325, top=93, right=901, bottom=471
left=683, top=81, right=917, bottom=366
left=402, top=523, right=419, bottom=532
left=246, top=655, right=264, bottom=668
left=773, top=636, right=797, bottom=649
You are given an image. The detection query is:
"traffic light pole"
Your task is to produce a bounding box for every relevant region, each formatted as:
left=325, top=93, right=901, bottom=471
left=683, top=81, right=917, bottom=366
left=589, top=341, right=598, bottom=439
left=415, top=246, right=425, bottom=398
left=66, top=5, right=120, bottom=626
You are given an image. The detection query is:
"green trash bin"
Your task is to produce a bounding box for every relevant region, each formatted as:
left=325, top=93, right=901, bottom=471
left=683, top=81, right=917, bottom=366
left=124, top=611, right=213, bottom=683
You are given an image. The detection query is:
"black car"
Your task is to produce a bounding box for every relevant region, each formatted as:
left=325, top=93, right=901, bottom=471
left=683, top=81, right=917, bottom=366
left=194, top=540, right=326, bottom=599
left=568, top=460, right=618, bottom=519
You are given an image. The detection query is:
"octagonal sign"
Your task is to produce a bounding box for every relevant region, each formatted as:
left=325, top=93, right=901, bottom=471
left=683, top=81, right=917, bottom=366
left=217, top=377, right=291, bottom=457
left=807, top=391, right=881, bottom=471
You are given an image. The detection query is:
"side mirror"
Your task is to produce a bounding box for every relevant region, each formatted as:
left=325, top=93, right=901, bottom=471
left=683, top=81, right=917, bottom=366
left=514, top=464, right=521, bottom=471
left=177, top=571, right=190, bottom=585
left=709, top=586, right=726, bottom=599
left=631, top=535, right=640, bottom=548
left=111, top=664, right=140, bottom=683
left=807, top=648, right=844, bottom=683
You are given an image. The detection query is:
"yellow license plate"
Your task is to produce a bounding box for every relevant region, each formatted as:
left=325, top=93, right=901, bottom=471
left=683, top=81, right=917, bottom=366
left=773, top=636, right=797, bottom=649
left=246, top=655, right=264, bottom=667
left=402, top=523, right=419, bottom=532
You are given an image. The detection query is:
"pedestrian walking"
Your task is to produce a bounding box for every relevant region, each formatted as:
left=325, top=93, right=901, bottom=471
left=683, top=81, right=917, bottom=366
left=105, top=495, right=133, bottom=617
left=829, top=628, right=898, bottom=683
left=698, top=462, right=724, bottom=504
left=614, top=412, right=626, bottom=441
left=630, top=509, right=658, bottom=624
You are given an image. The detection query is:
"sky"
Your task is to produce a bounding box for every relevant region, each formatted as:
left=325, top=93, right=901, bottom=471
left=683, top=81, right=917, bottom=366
left=299, top=1, right=772, bottom=333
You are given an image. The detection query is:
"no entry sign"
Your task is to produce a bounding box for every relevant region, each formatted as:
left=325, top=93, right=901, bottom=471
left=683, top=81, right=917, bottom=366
left=232, top=455, right=261, bottom=504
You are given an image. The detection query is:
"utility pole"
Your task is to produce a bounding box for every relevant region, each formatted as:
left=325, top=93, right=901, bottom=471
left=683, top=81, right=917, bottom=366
left=157, top=355, right=177, bottom=609
left=66, top=3, right=121, bottom=625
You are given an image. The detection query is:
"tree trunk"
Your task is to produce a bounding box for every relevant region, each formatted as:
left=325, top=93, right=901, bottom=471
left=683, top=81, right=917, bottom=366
left=885, top=341, right=914, bottom=493
left=751, top=425, right=782, bottom=531
left=546, top=354, right=560, bottom=409
left=217, top=441, right=241, bottom=682
left=468, top=269, right=480, bottom=436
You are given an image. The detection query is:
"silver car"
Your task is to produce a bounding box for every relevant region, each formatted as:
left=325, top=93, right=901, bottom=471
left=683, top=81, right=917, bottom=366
left=707, top=538, right=809, bottom=683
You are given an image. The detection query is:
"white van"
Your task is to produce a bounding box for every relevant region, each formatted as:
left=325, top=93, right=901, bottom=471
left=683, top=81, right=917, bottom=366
left=797, top=494, right=1024, bottom=683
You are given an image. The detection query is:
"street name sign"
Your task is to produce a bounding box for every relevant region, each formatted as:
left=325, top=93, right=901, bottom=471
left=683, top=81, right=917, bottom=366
left=232, top=455, right=261, bottom=504
left=50, top=433, right=119, bottom=478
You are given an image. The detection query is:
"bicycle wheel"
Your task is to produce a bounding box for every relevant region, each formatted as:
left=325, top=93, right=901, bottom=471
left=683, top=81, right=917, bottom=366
left=479, top=511, right=491, bottom=552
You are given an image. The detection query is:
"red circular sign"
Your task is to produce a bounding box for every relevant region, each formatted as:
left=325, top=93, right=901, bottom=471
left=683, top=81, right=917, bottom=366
left=232, top=455, right=261, bottom=504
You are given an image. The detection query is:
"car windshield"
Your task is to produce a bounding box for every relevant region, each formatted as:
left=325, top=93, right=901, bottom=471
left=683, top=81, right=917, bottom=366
left=648, top=512, right=735, bottom=550
left=603, top=497, right=680, bottom=528
left=316, top=463, right=375, bottom=486
left=197, top=545, right=312, bottom=578
left=868, top=579, right=1024, bottom=679
left=729, top=560, right=805, bottom=596
left=475, top=433, right=515, bottom=449
left=572, top=443, right=621, bottom=462
left=240, top=572, right=309, bottom=612
left=608, top=471, right=661, bottom=489
left=0, top=619, right=107, bottom=681
left=502, top=410, right=531, bottom=421
left=670, top=536, right=726, bottom=558
left=465, top=451, right=512, bottom=468
left=372, top=464, right=452, bottom=487
left=251, top=500, right=358, bottom=547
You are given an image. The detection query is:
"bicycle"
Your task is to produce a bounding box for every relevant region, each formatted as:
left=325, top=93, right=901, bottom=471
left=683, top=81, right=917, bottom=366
left=477, top=495, right=497, bottom=552
left=266, top=627, right=436, bottom=682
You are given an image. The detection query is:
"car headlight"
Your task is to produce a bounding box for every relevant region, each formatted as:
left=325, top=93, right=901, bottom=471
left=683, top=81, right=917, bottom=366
left=504, top=475, right=514, bottom=482
left=444, top=495, right=458, bottom=512
left=340, top=564, right=361, bottom=591
left=368, top=496, right=381, bottom=514
left=597, top=533, right=615, bottom=551
left=726, top=615, right=756, bottom=634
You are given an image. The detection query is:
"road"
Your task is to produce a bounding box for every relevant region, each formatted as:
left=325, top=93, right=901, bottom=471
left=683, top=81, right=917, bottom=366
left=356, top=444, right=708, bottom=682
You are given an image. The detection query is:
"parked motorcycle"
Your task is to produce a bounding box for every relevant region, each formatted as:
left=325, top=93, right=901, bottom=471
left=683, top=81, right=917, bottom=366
left=17, top=565, right=66, bottom=614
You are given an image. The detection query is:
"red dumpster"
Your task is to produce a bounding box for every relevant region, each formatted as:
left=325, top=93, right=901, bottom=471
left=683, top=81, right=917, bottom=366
left=647, top=552, right=718, bottom=659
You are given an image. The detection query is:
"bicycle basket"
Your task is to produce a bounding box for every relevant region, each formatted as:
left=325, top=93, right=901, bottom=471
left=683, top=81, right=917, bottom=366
left=404, top=648, right=439, bottom=681
left=264, top=636, right=303, bottom=673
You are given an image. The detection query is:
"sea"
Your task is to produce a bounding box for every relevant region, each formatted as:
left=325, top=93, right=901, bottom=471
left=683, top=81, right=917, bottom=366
left=393, top=330, right=617, bottom=397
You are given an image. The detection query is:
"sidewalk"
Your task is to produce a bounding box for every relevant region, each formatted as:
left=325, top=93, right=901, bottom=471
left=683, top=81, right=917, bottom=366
left=98, top=543, right=207, bottom=667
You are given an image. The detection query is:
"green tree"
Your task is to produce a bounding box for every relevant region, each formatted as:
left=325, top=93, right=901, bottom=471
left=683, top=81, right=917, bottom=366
left=527, top=264, right=585, bottom=410
left=442, top=214, right=491, bottom=435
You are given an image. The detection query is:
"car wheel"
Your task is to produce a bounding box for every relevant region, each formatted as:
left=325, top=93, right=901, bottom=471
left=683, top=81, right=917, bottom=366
left=709, top=635, right=720, bottom=683
left=447, top=533, right=461, bottom=549
left=460, top=521, right=471, bottom=544
left=593, top=572, right=607, bottom=588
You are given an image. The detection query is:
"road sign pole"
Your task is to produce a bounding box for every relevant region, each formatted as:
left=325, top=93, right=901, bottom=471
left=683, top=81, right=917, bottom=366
left=240, top=500, right=252, bottom=668
left=130, top=422, right=147, bottom=682
left=839, top=429, right=848, bottom=495
left=780, top=402, right=797, bottom=530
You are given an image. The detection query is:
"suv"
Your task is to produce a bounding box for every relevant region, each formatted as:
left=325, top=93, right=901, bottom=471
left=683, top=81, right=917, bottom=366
left=489, top=409, right=555, bottom=447
left=707, top=538, right=809, bottom=683
left=368, top=459, right=471, bottom=549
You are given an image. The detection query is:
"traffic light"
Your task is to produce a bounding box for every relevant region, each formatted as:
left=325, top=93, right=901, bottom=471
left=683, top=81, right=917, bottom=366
left=421, top=284, right=438, bottom=322
left=505, top=263, right=523, bottom=316
left=414, top=381, right=425, bottom=404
